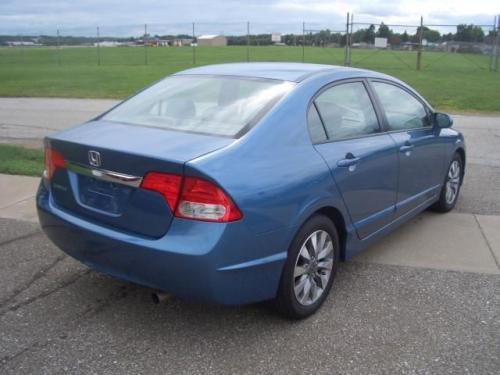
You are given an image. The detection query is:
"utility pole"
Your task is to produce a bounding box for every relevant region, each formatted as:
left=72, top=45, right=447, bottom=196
left=246, top=21, right=250, bottom=62
left=416, top=16, right=423, bottom=71
left=96, top=26, right=101, bottom=66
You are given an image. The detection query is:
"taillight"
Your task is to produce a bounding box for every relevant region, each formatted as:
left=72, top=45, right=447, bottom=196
left=176, top=176, right=242, bottom=222
left=141, top=172, right=182, bottom=212
left=44, top=147, right=65, bottom=180
left=140, top=172, right=242, bottom=223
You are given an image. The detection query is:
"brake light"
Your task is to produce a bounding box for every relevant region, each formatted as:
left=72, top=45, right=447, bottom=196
left=176, top=176, right=242, bottom=222
left=44, top=148, right=65, bottom=180
left=141, top=172, right=182, bottom=212
left=140, top=172, right=242, bottom=222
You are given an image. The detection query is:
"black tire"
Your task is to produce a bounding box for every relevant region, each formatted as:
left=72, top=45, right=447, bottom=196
left=431, top=152, right=463, bottom=213
left=275, top=214, right=339, bottom=319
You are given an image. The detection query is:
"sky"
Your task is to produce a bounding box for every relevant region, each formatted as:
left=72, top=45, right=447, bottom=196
left=0, top=0, right=499, bottom=36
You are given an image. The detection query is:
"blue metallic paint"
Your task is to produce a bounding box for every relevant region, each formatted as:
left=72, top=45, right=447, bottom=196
left=37, top=63, right=466, bottom=305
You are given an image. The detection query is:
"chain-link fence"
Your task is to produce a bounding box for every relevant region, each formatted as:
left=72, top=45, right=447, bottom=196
left=0, top=16, right=498, bottom=72
left=346, top=14, right=499, bottom=72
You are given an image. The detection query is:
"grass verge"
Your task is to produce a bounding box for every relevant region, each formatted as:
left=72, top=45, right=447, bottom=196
left=0, top=144, right=44, bottom=177
left=0, top=46, right=499, bottom=112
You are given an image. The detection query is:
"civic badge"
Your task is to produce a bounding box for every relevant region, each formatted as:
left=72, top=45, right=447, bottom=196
left=88, top=150, right=101, bottom=167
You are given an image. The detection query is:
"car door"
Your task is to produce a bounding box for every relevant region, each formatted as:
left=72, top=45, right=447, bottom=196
left=369, top=80, right=445, bottom=216
left=310, top=80, right=399, bottom=239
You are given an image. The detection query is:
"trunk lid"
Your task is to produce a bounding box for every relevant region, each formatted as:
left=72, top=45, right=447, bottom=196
left=47, top=120, right=233, bottom=238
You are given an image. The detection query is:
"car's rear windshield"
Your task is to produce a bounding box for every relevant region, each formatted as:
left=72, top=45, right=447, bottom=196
left=102, top=75, right=294, bottom=138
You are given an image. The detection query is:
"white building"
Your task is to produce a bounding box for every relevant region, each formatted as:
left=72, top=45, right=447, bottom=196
left=197, top=35, right=227, bottom=47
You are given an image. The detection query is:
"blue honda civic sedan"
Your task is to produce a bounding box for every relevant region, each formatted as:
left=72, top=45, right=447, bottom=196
left=37, top=63, right=465, bottom=318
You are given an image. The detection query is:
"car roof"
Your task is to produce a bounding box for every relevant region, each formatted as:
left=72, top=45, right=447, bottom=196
left=175, top=62, right=388, bottom=83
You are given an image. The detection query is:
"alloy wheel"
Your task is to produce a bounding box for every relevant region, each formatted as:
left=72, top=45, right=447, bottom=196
left=293, top=230, right=334, bottom=306
left=445, top=160, right=461, bottom=204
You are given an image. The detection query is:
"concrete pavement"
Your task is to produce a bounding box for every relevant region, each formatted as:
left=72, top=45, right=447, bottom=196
left=0, top=97, right=117, bottom=146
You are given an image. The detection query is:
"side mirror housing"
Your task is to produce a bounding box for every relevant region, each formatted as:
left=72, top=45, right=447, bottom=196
left=433, top=112, right=453, bottom=128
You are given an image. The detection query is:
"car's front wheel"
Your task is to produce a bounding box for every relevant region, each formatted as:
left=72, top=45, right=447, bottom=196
left=432, top=152, right=463, bottom=212
left=276, top=214, right=339, bottom=319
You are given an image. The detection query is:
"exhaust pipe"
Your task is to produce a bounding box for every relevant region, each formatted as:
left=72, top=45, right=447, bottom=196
left=152, top=291, right=172, bottom=304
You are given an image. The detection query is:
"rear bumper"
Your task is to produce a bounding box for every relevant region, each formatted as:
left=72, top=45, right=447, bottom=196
left=37, top=182, right=287, bottom=305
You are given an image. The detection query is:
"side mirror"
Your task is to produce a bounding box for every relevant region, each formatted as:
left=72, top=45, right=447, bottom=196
left=433, top=112, right=453, bottom=128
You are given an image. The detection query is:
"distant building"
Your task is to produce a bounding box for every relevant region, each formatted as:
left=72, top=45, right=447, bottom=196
left=170, top=38, right=194, bottom=47
left=197, top=35, right=227, bottom=47
left=5, top=41, right=38, bottom=47
left=94, top=41, right=123, bottom=47
left=440, top=41, right=491, bottom=55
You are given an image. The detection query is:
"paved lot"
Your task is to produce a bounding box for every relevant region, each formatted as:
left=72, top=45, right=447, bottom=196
left=1, top=98, right=500, bottom=374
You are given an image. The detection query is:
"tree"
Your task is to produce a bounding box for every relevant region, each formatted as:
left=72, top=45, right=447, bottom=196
left=376, top=22, right=391, bottom=39
left=401, top=30, right=409, bottom=43
left=455, top=24, right=485, bottom=42
left=364, top=24, right=375, bottom=44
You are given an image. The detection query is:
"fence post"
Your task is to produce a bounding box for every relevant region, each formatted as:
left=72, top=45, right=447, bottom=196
left=246, top=21, right=250, bottom=62
left=96, top=26, right=101, bottom=66
left=491, top=15, right=499, bottom=72
left=144, top=24, right=148, bottom=65
left=302, top=21, right=305, bottom=62
left=416, top=16, right=423, bottom=71
left=349, top=13, right=353, bottom=65
left=344, top=12, right=349, bottom=66
left=192, top=22, right=196, bottom=65
left=56, top=29, right=61, bottom=66
left=20, top=34, right=25, bottom=63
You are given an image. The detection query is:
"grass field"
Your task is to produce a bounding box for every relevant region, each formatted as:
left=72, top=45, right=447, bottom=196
left=0, top=46, right=499, bottom=112
left=0, top=144, right=43, bottom=176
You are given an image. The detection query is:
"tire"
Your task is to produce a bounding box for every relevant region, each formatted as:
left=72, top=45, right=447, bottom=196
left=276, top=214, right=339, bottom=319
left=431, top=153, right=463, bottom=213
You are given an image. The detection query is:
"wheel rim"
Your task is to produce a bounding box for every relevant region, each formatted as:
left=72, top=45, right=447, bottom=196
left=445, top=160, right=461, bottom=205
left=293, top=230, right=334, bottom=306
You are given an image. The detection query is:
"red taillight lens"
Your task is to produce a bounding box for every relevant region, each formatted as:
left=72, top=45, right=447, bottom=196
left=175, top=177, right=242, bottom=222
left=141, top=172, right=183, bottom=212
left=44, top=148, right=65, bottom=180
left=140, top=172, right=242, bottom=223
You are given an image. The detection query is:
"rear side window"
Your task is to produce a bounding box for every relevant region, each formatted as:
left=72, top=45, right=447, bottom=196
left=307, top=105, right=327, bottom=143
left=371, top=81, right=430, bottom=131
left=102, top=76, right=294, bottom=138
left=314, top=82, right=380, bottom=141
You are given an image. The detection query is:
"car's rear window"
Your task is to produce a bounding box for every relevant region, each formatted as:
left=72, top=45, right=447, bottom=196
left=102, top=75, right=294, bottom=138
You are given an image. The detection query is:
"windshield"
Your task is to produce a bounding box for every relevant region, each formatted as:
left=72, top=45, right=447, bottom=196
left=102, top=75, right=294, bottom=138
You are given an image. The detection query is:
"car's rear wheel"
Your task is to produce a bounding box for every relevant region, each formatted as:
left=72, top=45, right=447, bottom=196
left=276, top=214, right=339, bottom=319
left=432, top=153, right=463, bottom=213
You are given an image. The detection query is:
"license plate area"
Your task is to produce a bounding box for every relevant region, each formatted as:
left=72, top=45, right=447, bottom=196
left=78, top=175, right=130, bottom=215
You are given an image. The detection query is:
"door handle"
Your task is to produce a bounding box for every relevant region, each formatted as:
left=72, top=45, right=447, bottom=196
left=337, top=155, right=360, bottom=167
left=399, top=143, right=415, bottom=153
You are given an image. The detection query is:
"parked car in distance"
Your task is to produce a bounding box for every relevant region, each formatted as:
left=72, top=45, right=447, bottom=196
left=37, top=63, right=465, bottom=318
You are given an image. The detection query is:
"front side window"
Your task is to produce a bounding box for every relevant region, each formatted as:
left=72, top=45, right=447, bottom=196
left=102, top=76, right=294, bottom=138
left=371, top=81, right=430, bottom=131
left=314, top=82, right=380, bottom=141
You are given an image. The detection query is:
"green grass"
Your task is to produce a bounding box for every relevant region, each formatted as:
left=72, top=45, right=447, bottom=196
left=0, top=144, right=44, bottom=176
left=0, top=46, right=499, bottom=112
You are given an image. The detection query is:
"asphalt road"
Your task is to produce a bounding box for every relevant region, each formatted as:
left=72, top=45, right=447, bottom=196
left=1, top=218, right=498, bottom=374
left=1, top=98, right=499, bottom=374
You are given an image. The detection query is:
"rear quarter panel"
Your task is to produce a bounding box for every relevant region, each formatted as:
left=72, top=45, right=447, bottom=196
left=186, top=74, right=355, bottom=258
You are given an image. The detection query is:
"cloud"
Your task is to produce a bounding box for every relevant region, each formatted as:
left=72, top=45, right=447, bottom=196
left=0, top=0, right=498, bottom=35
